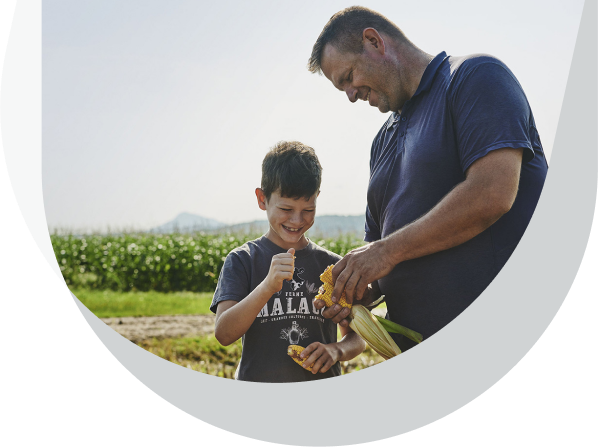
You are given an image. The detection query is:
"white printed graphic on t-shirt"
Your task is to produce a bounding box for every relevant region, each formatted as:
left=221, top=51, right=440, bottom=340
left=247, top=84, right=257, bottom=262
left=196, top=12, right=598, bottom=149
left=255, top=265, right=326, bottom=324
left=286, top=267, right=305, bottom=291
left=305, top=281, right=319, bottom=295
left=280, top=321, right=308, bottom=344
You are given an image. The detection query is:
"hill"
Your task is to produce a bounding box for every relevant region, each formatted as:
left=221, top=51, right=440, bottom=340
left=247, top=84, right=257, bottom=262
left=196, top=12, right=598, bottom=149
left=149, top=213, right=365, bottom=238
left=149, top=212, right=226, bottom=233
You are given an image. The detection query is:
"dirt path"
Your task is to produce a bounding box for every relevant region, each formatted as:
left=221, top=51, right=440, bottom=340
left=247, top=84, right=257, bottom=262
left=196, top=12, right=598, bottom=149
left=101, top=308, right=387, bottom=343
left=101, top=314, right=216, bottom=343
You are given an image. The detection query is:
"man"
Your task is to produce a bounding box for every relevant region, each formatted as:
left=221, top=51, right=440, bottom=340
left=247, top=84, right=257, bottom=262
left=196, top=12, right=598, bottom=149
left=308, top=6, right=548, bottom=351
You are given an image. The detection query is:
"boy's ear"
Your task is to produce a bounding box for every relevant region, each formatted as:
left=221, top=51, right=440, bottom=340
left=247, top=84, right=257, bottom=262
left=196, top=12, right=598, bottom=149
left=255, top=188, right=267, bottom=211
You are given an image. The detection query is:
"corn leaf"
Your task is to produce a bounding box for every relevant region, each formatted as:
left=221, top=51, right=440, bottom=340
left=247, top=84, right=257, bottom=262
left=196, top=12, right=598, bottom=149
left=374, top=315, right=423, bottom=344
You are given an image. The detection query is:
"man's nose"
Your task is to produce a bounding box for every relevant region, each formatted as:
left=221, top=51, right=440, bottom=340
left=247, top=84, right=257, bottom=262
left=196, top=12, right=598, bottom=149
left=346, top=87, right=358, bottom=103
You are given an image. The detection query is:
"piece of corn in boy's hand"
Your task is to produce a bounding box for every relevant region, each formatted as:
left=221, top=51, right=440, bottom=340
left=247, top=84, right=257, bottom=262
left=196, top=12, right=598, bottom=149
left=287, top=345, right=314, bottom=370
left=314, top=264, right=351, bottom=309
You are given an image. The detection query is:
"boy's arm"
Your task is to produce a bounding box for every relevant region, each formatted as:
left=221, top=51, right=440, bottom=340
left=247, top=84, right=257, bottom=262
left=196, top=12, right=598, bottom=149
left=215, top=249, right=295, bottom=346
left=337, top=326, right=367, bottom=361
left=214, top=285, right=273, bottom=346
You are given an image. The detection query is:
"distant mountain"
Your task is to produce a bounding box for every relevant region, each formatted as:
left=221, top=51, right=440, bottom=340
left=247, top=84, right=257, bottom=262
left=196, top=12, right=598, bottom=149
left=308, top=215, right=365, bottom=238
left=149, top=212, right=227, bottom=233
left=149, top=213, right=365, bottom=238
left=218, top=220, right=269, bottom=235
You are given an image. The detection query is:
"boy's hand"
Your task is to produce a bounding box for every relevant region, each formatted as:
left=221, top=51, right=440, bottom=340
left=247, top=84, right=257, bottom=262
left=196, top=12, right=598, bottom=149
left=263, top=248, right=295, bottom=295
left=300, top=342, right=341, bottom=374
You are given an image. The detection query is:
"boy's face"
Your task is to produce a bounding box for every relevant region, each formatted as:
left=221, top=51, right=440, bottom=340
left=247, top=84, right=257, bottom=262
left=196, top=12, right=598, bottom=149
left=256, top=188, right=318, bottom=250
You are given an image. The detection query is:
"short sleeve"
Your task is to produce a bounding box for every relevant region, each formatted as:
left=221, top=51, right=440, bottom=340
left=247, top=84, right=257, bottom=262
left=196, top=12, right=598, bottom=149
left=364, top=204, right=381, bottom=242
left=209, top=252, right=251, bottom=314
left=450, top=61, right=535, bottom=172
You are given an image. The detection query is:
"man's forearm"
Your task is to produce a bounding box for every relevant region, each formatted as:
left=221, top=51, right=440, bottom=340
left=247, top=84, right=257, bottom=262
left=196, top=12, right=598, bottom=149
left=380, top=173, right=514, bottom=266
left=328, top=148, right=522, bottom=312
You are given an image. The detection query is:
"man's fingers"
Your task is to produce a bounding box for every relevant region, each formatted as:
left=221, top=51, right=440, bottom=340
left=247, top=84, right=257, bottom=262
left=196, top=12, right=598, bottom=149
left=331, top=270, right=350, bottom=304
left=343, top=272, right=362, bottom=304
left=355, top=279, right=370, bottom=306
left=331, top=257, right=348, bottom=285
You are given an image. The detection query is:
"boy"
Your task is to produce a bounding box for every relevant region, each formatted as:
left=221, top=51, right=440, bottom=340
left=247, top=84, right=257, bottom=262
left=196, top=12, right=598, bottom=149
left=210, top=141, right=365, bottom=382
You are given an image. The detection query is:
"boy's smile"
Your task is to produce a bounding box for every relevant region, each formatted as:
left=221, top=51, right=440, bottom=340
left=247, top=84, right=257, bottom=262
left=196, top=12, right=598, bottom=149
left=256, top=188, right=318, bottom=251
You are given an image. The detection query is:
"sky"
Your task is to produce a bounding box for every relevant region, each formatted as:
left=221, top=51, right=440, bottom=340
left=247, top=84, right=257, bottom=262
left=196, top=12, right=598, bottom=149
left=42, top=0, right=585, bottom=231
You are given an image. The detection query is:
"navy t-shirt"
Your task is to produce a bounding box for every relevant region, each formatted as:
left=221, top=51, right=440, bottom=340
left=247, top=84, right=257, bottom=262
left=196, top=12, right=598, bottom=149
left=365, top=52, right=548, bottom=351
left=210, top=236, right=342, bottom=382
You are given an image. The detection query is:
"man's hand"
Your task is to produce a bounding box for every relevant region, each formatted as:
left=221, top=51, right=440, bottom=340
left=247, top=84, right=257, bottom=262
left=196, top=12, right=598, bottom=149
left=332, top=242, right=395, bottom=303
left=315, top=148, right=523, bottom=327
left=314, top=278, right=383, bottom=327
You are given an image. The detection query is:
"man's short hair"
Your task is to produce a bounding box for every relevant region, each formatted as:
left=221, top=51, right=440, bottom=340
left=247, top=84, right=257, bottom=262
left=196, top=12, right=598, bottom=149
left=307, top=6, right=408, bottom=75
left=261, top=141, right=322, bottom=201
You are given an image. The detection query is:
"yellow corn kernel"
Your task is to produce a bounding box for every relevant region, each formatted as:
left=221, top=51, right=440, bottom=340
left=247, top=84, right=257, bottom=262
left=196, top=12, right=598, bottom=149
left=287, top=345, right=314, bottom=370
left=319, top=265, right=334, bottom=284
left=315, top=265, right=403, bottom=360
left=315, top=265, right=351, bottom=309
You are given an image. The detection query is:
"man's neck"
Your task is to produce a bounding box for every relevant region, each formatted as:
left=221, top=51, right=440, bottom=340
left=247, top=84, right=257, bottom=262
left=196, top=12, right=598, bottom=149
left=395, top=45, right=434, bottom=113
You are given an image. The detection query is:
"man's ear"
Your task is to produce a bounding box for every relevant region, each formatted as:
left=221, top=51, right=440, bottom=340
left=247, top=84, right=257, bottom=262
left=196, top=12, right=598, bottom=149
left=362, top=28, right=386, bottom=55
left=256, top=188, right=267, bottom=211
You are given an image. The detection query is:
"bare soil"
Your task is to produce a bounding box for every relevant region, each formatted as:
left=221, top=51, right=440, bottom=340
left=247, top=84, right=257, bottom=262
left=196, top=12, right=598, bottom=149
left=101, top=307, right=387, bottom=343
left=101, top=314, right=216, bottom=343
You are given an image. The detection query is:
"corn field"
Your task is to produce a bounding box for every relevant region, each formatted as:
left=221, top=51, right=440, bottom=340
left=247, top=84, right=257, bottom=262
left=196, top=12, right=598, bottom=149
left=51, top=232, right=365, bottom=292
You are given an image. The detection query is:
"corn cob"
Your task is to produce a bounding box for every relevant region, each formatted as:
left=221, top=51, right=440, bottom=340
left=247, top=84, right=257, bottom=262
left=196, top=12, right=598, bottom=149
left=314, top=265, right=351, bottom=309
left=287, top=345, right=314, bottom=370
left=314, top=264, right=424, bottom=360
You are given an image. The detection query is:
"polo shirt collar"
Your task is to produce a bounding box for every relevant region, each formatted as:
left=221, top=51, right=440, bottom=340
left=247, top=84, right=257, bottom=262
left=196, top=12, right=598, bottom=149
left=388, top=51, right=448, bottom=127
left=413, top=51, right=448, bottom=97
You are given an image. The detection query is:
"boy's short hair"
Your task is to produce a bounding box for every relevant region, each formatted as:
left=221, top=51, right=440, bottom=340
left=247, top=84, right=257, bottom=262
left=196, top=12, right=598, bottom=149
left=261, top=141, right=322, bottom=201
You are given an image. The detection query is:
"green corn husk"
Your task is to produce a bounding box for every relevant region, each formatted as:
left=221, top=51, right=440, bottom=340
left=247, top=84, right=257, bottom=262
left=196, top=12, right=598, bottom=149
left=349, top=305, right=402, bottom=360
left=374, top=315, right=423, bottom=344
left=369, top=294, right=423, bottom=344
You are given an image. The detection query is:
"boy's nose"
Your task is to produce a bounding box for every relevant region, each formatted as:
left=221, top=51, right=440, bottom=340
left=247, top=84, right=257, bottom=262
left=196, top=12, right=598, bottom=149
left=289, top=213, right=303, bottom=224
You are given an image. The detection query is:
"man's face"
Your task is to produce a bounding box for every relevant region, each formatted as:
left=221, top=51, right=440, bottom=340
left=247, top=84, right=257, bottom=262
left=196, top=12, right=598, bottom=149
left=320, top=43, right=401, bottom=113
left=256, top=189, right=317, bottom=250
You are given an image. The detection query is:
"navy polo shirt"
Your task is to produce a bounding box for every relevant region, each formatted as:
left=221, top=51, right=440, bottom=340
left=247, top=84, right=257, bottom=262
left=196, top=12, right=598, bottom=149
left=365, top=52, right=548, bottom=350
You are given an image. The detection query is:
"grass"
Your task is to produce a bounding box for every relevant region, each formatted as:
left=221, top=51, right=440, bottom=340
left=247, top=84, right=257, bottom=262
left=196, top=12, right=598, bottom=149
left=72, top=287, right=387, bottom=319
left=72, top=288, right=388, bottom=378
left=139, top=335, right=243, bottom=378
left=71, top=288, right=214, bottom=317
left=137, top=334, right=384, bottom=378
